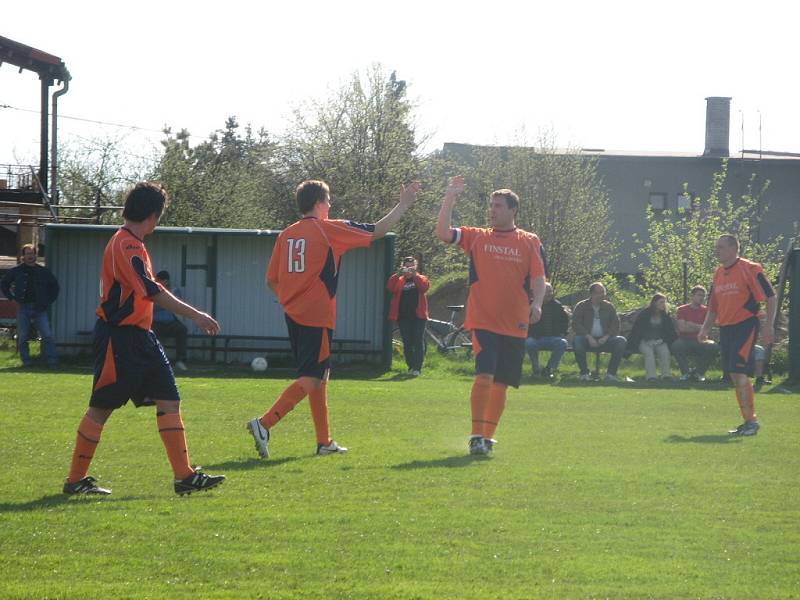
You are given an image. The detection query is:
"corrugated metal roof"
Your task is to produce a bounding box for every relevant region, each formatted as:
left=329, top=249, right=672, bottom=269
left=44, top=223, right=397, bottom=237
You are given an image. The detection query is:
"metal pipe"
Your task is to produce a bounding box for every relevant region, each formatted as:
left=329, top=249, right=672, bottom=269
left=51, top=79, right=69, bottom=207
left=39, top=77, right=50, bottom=194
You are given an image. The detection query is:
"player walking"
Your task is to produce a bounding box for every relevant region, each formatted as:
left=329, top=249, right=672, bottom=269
left=63, top=182, right=225, bottom=496
left=698, top=234, right=776, bottom=436
left=247, top=179, right=419, bottom=458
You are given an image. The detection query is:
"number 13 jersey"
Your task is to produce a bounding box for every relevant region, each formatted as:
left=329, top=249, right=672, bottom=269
left=267, top=216, right=375, bottom=328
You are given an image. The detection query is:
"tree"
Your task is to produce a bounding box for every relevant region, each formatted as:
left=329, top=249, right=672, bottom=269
left=635, top=160, right=782, bottom=302
left=278, top=65, right=422, bottom=235
left=153, top=118, right=286, bottom=229
left=56, top=135, right=155, bottom=223
left=441, top=133, right=619, bottom=294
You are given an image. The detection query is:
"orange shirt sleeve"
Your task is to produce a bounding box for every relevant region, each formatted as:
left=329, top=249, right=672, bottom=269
left=266, top=234, right=284, bottom=287
left=113, top=235, right=162, bottom=300
left=747, top=263, right=768, bottom=303
left=324, top=220, right=375, bottom=254
left=456, top=227, right=480, bottom=253
left=528, top=236, right=546, bottom=279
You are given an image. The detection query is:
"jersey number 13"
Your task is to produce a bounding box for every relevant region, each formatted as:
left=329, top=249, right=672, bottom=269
left=286, top=238, right=306, bottom=273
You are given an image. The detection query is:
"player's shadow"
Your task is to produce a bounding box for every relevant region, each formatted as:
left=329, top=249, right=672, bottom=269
left=391, top=455, right=491, bottom=470
left=664, top=434, right=742, bottom=444
left=386, top=372, right=418, bottom=381
left=203, top=456, right=300, bottom=471
left=0, top=493, right=150, bottom=512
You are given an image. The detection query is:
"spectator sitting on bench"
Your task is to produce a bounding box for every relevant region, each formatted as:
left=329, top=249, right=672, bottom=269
left=572, top=282, right=628, bottom=382
left=525, top=282, right=569, bottom=380
left=152, top=270, right=188, bottom=372
left=625, top=293, right=678, bottom=381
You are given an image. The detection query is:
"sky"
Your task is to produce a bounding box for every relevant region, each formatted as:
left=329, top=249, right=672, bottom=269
left=1, top=0, right=798, bottom=168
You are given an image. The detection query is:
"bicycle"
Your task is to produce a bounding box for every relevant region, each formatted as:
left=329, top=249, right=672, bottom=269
left=425, top=305, right=471, bottom=354
left=391, top=305, right=471, bottom=356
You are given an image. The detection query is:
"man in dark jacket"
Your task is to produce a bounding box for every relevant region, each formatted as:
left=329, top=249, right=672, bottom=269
left=525, top=282, right=569, bottom=379
left=0, top=244, right=60, bottom=366
left=572, top=282, right=628, bottom=381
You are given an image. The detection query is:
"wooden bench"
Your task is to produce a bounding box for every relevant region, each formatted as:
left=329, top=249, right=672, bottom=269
left=71, top=331, right=371, bottom=363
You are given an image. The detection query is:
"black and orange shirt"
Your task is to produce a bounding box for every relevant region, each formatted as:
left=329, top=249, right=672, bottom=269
left=95, top=227, right=163, bottom=330
left=267, top=217, right=375, bottom=329
left=450, top=226, right=547, bottom=338
left=709, top=257, right=775, bottom=326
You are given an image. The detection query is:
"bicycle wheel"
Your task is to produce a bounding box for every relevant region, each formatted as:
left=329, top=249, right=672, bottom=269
left=445, top=328, right=472, bottom=354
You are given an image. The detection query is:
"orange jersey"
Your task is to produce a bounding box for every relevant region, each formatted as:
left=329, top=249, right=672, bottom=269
left=709, top=257, right=775, bottom=326
left=96, top=227, right=163, bottom=330
left=267, top=217, right=374, bottom=328
left=452, top=226, right=547, bottom=338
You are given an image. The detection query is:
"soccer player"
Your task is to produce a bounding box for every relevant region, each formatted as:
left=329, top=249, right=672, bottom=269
left=247, top=179, right=420, bottom=458
left=436, top=175, right=546, bottom=455
left=63, top=182, right=226, bottom=496
left=698, top=234, right=776, bottom=436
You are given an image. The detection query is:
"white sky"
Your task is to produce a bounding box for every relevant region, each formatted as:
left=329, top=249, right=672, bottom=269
left=1, top=0, right=798, bottom=166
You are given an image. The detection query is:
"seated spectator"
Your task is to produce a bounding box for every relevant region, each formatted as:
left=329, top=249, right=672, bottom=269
left=572, top=282, right=628, bottom=382
left=152, top=270, right=188, bottom=372
left=626, top=293, right=677, bottom=381
left=671, top=285, right=718, bottom=381
left=525, top=282, right=569, bottom=380
left=387, top=256, right=429, bottom=377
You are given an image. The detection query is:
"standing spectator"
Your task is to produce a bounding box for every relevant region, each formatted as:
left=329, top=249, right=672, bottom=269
left=525, top=282, right=569, bottom=380
left=698, top=234, right=777, bottom=437
left=387, top=256, right=430, bottom=376
left=1, top=243, right=59, bottom=367
left=626, top=293, right=678, bottom=381
left=152, top=270, right=189, bottom=372
left=572, top=282, right=628, bottom=382
left=671, top=285, right=718, bottom=381
left=437, top=175, right=547, bottom=456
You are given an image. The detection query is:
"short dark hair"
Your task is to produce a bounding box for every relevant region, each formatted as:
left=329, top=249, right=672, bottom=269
left=156, top=270, right=170, bottom=281
left=122, top=182, right=169, bottom=222
left=490, top=189, right=520, bottom=213
left=296, top=180, right=330, bottom=214
left=691, top=285, right=707, bottom=295
left=718, top=233, right=739, bottom=252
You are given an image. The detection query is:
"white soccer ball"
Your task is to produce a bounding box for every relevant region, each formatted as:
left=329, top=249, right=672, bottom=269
left=250, top=356, right=268, bottom=372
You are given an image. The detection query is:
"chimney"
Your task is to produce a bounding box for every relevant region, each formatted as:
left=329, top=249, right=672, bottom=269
left=704, top=96, right=731, bottom=157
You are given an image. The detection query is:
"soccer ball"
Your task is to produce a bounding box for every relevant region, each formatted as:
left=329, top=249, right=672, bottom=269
left=250, top=356, right=268, bottom=372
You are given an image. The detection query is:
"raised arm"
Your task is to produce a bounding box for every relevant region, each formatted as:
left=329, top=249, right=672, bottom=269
left=371, top=182, right=421, bottom=240
left=436, top=176, right=465, bottom=243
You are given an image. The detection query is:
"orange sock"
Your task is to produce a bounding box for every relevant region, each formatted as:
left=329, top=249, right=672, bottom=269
left=470, top=377, right=492, bottom=436
left=308, top=383, right=331, bottom=445
left=67, top=414, right=104, bottom=483
left=260, top=381, right=307, bottom=429
left=157, top=413, right=194, bottom=480
left=483, top=383, right=508, bottom=439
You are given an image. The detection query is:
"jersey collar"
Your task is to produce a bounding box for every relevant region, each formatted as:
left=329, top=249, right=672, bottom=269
left=120, top=226, right=144, bottom=242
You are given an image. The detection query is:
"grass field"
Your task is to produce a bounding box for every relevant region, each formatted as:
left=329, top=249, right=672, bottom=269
left=1, top=348, right=799, bottom=599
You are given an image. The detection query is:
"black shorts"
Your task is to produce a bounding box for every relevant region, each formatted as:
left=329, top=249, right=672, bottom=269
left=472, top=329, right=526, bottom=388
left=719, top=317, right=758, bottom=376
left=89, top=319, right=180, bottom=409
left=285, top=314, right=332, bottom=379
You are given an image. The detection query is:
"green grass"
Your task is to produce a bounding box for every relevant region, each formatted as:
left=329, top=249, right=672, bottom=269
left=1, top=349, right=799, bottom=599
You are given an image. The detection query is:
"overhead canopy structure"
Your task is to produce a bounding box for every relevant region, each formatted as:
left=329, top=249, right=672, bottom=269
left=0, top=35, right=70, bottom=203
